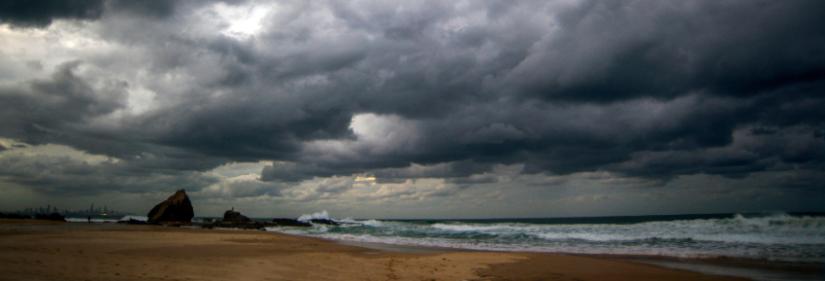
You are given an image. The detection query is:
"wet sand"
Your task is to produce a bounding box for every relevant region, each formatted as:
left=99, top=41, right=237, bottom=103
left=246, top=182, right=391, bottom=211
left=0, top=219, right=751, bottom=281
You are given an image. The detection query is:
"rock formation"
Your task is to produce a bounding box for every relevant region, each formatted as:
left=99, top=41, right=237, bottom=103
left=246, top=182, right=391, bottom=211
left=147, top=189, right=194, bottom=225
left=222, top=208, right=252, bottom=223
left=308, top=218, right=339, bottom=225
left=201, top=208, right=263, bottom=229
left=271, top=218, right=312, bottom=227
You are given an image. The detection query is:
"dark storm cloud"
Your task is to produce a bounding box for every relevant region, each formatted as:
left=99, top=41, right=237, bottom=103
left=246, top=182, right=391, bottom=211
left=0, top=0, right=190, bottom=28
left=143, top=95, right=354, bottom=160
left=251, top=0, right=825, bottom=182
left=372, top=161, right=493, bottom=182
left=508, top=1, right=825, bottom=102
left=261, top=160, right=493, bottom=183
left=0, top=61, right=127, bottom=140
left=0, top=145, right=219, bottom=196
left=261, top=162, right=332, bottom=182
left=0, top=62, right=231, bottom=175
left=615, top=125, right=825, bottom=178
left=0, top=0, right=104, bottom=27
left=1, top=0, right=824, bottom=196
left=106, top=0, right=177, bottom=18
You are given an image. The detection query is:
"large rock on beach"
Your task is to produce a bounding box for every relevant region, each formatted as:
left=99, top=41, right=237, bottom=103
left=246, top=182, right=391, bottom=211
left=223, top=208, right=252, bottom=223
left=147, top=189, right=194, bottom=225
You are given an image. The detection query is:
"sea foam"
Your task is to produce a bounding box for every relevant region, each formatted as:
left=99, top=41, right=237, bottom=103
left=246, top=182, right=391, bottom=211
left=297, top=210, right=332, bottom=222
left=266, top=212, right=825, bottom=262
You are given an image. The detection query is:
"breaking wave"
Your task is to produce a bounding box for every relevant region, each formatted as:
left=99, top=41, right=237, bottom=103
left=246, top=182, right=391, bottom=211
left=266, top=212, right=825, bottom=262
left=297, top=210, right=332, bottom=222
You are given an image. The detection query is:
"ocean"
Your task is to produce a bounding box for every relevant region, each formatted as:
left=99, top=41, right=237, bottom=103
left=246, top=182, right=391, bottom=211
left=62, top=211, right=824, bottom=280
left=264, top=212, right=825, bottom=263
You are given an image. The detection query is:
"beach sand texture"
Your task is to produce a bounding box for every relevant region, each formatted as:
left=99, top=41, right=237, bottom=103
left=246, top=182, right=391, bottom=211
left=0, top=220, right=746, bottom=281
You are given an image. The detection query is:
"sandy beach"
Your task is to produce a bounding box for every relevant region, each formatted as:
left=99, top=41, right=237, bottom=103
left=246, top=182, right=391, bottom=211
left=0, top=220, right=751, bottom=281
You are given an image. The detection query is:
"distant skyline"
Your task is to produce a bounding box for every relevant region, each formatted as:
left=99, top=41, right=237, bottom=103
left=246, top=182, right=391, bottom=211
left=1, top=0, right=824, bottom=218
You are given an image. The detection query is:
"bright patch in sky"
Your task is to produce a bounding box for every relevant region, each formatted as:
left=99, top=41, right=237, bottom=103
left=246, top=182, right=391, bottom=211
left=213, top=2, right=272, bottom=40
left=0, top=139, right=119, bottom=165
left=354, top=175, right=376, bottom=183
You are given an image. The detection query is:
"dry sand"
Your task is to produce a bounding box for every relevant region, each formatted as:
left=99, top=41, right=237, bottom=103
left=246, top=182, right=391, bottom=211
left=0, top=219, right=747, bottom=281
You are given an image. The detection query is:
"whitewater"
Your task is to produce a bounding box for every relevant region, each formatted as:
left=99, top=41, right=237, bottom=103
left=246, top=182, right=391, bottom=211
left=265, top=212, right=825, bottom=263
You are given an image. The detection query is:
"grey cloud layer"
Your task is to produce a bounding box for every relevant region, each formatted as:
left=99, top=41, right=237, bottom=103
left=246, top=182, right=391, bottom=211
left=0, top=0, right=823, bottom=202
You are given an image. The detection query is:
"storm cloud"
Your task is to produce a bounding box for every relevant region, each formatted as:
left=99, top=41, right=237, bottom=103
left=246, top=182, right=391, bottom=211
left=0, top=0, right=823, bottom=217
left=0, top=0, right=104, bottom=27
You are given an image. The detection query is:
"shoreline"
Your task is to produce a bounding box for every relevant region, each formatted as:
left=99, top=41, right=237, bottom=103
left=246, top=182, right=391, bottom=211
left=1, top=219, right=820, bottom=281
left=290, top=230, right=824, bottom=281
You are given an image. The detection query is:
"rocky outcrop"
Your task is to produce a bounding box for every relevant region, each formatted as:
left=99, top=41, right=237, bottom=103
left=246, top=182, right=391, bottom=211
left=223, top=208, right=252, bottom=223
left=202, top=209, right=263, bottom=229
left=203, top=216, right=318, bottom=229
left=271, top=218, right=312, bottom=227
left=194, top=208, right=332, bottom=229
left=147, top=189, right=194, bottom=225
left=308, top=218, right=338, bottom=225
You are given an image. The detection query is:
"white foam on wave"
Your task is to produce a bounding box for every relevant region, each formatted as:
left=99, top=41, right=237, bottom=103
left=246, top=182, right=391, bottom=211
left=269, top=228, right=823, bottom=262
left=431, top=223, right=520, bottom=232
left=352, top=219, right=384, bottom=227
left=66, top=215, right=148, bottom=223
left=118, top=215, right=148, bottom=222
left=429, top=214, right=825, bottom=245
left=266, top=230, right=780, bottom=261
left=66, top=217, right=119, bottom=223
left=339, top=218, right=384, bottom=227
left=263, top=212, right=825, bottom=263
left=297, top=210, right=331, bottom=222
left=361, top=219, right=384, bottom=227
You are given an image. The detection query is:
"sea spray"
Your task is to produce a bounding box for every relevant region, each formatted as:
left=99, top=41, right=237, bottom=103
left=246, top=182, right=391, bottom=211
left=297, top=210, right=331, bottom=222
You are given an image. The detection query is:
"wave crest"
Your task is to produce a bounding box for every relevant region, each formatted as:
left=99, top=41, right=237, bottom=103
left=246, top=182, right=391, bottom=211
left=264, top=212, right=825, bottom=262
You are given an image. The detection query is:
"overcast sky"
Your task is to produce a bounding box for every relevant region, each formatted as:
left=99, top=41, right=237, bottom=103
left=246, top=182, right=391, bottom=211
left=0, top=0, right=823, bottom=218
